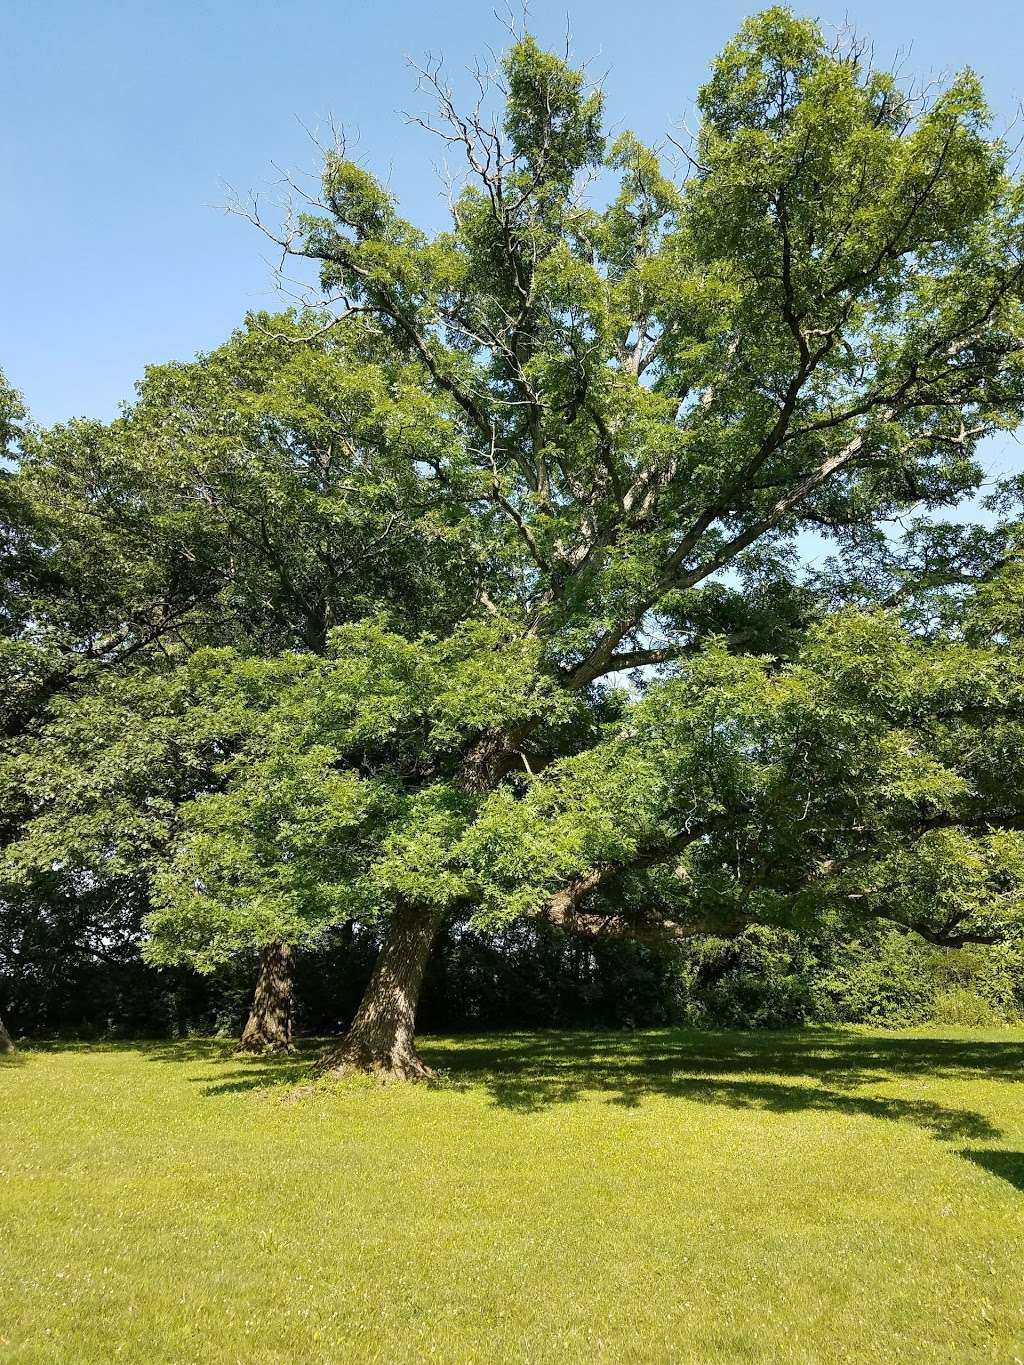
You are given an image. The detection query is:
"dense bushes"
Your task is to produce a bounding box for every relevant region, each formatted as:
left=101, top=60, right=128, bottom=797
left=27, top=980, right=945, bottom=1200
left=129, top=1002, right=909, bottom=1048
left=679, top=924, right=1024, bottom=1029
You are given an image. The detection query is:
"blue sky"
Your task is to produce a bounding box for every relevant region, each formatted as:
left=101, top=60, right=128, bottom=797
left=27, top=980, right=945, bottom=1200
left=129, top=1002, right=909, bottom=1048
left=3, top=0, right=1022, bottom=475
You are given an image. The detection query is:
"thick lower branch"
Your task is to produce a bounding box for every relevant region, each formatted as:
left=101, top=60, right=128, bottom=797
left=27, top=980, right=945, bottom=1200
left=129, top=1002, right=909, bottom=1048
left=544, top=828, right=708, bottom=942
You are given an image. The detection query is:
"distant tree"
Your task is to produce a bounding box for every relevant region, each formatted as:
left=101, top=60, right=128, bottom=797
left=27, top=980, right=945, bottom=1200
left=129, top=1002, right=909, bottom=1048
left=0, top=320, right=478, bottom=1051
left=1, top=369, right=25, bottom=1052
left=113, top=316, right=478, bottom=1048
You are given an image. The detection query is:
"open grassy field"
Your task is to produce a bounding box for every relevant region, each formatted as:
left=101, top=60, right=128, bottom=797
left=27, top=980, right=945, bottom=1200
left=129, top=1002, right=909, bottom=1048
left=2, top=1028, right=1024, bottom=1363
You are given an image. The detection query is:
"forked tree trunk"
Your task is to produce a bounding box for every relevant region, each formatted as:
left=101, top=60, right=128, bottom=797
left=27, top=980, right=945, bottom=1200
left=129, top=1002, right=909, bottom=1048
left=237, top=940, right=294, bottom=1054
left=0, top=1008, right=14, bottom=1055
left=319, top=903, right=443, bottom=1081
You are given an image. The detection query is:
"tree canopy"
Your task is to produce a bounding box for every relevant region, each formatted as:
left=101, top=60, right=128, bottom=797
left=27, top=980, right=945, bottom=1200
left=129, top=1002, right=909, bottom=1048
left=2, top=8, right=1024, bottom=1073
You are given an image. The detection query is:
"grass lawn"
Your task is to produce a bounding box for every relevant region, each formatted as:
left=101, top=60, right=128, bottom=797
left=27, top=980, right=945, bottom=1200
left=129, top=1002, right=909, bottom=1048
left=2, top=1028, right=1024, bottom=1363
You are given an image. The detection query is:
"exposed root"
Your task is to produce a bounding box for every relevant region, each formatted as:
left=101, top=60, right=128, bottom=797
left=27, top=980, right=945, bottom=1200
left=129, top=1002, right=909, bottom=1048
left=235, top=1036, right=295, bottom=1058
left=318, top=1038, right=434, bottom=1083
left=283, top=1040, right=434, bottom=1102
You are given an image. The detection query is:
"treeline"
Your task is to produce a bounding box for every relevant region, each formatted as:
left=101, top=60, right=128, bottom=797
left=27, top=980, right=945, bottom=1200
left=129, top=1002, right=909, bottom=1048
left=6, top=915, right=1024, bottom=1044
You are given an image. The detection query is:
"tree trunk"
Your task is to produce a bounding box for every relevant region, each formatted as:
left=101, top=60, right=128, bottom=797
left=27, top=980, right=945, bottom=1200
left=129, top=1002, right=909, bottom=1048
left=312, top=738, right=514, bottom=1087
left=237, top=940, right=294, bottom=1054
left=0, top=1008, right=14, bottom=1055
left=319, top=903, right=443, bottom=1081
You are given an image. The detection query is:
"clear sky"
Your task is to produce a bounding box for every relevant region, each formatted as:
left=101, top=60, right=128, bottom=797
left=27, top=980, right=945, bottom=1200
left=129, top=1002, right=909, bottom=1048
left=3, top=0, right=1022, bottom=452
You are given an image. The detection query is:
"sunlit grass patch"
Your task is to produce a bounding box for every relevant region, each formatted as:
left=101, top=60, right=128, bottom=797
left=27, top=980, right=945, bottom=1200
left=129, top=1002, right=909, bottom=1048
left=2, top=1027, right=1023, bottom=1362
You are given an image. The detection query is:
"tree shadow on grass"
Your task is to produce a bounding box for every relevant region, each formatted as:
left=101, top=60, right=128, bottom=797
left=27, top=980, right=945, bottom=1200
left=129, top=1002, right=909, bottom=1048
left=425, top=1027, right=1024, bottom=1093
left=419, top=1028, right=1017, bottom=1142
left=142, top=1037, right=324, bottom=1095
left=11, top=1036, right=328, bottom=1093
left=10, top=1038, right=246, bottom=1059
left=130, top=1028, right=1016, bottom=1142
left=960, top=1149, right=1024, bottom=1192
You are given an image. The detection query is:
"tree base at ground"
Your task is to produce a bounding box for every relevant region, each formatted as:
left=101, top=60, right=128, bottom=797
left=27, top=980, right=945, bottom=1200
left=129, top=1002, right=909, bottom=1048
left=236, top=1033, right=295, bottom=1056
left=317, top=1035, right=434, bottom=1082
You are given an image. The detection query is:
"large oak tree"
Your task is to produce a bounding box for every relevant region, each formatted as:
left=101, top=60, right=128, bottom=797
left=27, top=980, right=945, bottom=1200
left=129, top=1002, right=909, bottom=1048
left=5, top=10, right=1024, bottom=1076
left=232, top=10, right=1024, bottom=1076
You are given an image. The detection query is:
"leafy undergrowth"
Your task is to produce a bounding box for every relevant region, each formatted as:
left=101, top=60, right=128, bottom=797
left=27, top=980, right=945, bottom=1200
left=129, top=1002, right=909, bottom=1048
left=2, top=1027, right=1023, bottom=1363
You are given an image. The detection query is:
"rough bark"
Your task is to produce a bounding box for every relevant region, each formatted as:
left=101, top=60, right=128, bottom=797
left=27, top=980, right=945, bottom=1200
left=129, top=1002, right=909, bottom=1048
left=318, top=736, right=514, bottom=1084
left=237, top=940, right=294, bottom=1054
left=0, top=1009, right=14, bottom=1055
left=319, top=903, right=443, bottom=1081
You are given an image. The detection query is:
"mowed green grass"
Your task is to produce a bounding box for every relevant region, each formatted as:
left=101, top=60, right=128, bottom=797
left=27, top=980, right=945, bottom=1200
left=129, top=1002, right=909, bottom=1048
left=3, top=1029, right=1024, bottom=1364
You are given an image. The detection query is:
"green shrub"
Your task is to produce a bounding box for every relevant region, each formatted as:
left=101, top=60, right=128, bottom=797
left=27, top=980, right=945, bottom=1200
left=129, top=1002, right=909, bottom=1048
left=932, top=944, right=1022, bottom=1021
left=810, top=930, right=938, bottom=1027
left=684, top=926, right=818, bottom=1028
left=932, top=987, right=1001, bottom=1027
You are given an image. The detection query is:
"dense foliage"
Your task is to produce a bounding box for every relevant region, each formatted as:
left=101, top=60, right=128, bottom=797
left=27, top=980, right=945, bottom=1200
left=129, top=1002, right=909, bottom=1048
left=3, top=10, right=1024, bottom=1068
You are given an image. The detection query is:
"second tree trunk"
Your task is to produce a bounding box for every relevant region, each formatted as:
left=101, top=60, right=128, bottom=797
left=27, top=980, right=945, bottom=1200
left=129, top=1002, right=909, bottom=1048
left=238, top=940, right=294, bottom=1054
